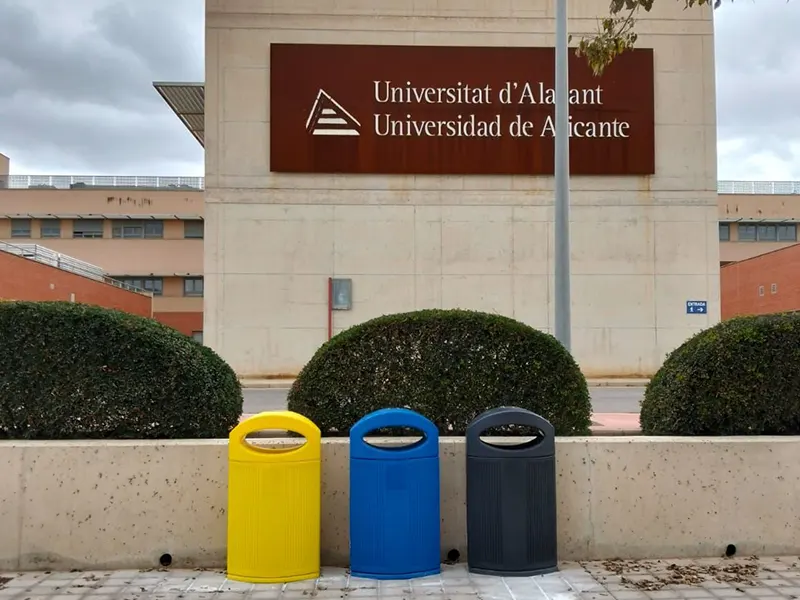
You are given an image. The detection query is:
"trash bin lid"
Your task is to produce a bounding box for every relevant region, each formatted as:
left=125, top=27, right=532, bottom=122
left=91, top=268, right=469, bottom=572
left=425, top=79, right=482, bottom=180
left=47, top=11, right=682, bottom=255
left=229, top=410, right=321, bottom=463
left=466, top=406, right=555, bottom=459
left=350, top=408, right=439, bottom=460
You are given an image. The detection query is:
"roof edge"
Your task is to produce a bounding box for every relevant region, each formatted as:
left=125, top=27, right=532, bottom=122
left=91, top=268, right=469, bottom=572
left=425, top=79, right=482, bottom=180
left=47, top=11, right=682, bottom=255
left=153, top=82, right=205, bottom=148
left=720, top=242, right=800, bottom=270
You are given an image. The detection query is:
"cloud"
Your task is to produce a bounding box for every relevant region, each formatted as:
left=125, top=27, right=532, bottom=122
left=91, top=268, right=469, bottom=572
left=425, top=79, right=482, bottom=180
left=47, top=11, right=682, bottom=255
left=0, top=0, right=203, bottom=176
left=0, top=0, right=798, bottom=182
left=714, top=0, right=800, bottom=180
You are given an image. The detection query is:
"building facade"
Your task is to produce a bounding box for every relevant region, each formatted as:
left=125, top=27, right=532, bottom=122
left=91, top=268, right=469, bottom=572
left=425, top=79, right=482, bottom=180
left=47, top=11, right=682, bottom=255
left=718, top=181, right=800, bottom=265
left=0, top=158, right=205, bottom=340
left=200, top=0, right=719, bottom=378
left=721, top=244, right=800, bottom=319
left=4, top=152, right=797, bottom=374
left=0, top=241, right=153, bottom=317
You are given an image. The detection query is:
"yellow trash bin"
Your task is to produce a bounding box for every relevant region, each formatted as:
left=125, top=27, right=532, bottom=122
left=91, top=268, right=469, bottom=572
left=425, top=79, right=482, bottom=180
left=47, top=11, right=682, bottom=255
left=226, top=411, right=321, bottom=584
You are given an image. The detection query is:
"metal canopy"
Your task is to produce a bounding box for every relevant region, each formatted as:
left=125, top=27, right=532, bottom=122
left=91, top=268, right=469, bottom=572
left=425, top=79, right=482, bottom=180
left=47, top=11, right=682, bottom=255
left=718, top=217, right=799, bottom=224
left=153, top=82, right=205, bottom=147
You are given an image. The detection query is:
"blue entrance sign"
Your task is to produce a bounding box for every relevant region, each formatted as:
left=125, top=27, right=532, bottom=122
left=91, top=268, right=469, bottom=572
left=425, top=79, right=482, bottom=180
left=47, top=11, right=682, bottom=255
left=686, top=300, right=707, bottom=314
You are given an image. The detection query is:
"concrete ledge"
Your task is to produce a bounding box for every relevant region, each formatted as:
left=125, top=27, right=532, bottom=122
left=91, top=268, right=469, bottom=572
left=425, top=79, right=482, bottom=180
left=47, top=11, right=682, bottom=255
left=1, top=437, right=796, bottom=571
left=239, top=414, right=642, bottom=436
left=240, top=378, right=651, bottom=389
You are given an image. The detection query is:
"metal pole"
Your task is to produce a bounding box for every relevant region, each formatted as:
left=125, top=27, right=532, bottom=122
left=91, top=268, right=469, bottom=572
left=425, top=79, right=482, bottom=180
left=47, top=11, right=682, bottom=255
left=553, top=0, right=572, bottom=350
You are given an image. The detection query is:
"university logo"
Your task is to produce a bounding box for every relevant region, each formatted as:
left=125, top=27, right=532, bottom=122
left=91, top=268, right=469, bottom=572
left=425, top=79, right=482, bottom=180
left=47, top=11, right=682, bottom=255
left=305, top=89, right=361, bottom=136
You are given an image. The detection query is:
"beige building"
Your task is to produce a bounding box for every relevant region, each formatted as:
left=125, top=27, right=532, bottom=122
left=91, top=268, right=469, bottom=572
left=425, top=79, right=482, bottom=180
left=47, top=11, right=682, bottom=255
left=189, top=0, right=719, bottom=379
left=5, top=134, right=798, bottom=375
left=0, top=154, right=205, bottom=339
left=718, top=181, right=800, bottom=265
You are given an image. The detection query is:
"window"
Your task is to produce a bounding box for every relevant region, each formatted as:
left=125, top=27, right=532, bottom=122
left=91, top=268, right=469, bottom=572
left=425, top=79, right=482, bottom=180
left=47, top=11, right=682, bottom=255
left=778, top=224, right=797, bottom=242
left=719, top=223, right=730, bottom=241
left=191, top=331, right=204, bottom=344
left=117, top=277, right=163, bottom=296
left=40, top=219, right=61, bottom=238
left=771, top=283, right=778, bottom=294
left=739, top=222, right=798, bottom=242
left=183, top=276, right=204, bottom=297
left=112, top=219, right=164, bottom=239
left=184, top=220, right=204, bottom=239
left=757, top=224, right=778, bottom=241
left=73, top=219, right=104, bottom=238
left=738, top=224, right=757, bottom=241
left=10, top=218, right=31, bottom=238
left=758, top=285, right=765, bottom=297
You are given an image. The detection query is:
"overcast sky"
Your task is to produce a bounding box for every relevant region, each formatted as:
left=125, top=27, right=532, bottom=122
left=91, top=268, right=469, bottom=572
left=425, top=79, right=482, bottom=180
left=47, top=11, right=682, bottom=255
left=0, top=0, right=796, bottom=182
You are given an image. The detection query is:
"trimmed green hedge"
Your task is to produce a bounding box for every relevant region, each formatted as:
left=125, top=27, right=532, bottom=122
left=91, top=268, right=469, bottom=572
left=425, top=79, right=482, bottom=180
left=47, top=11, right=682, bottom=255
left=0, top=301, right=242, bottom=439
left=287, top=309, right=591, bottom=436
left=641, top=312, right=800, bottom=435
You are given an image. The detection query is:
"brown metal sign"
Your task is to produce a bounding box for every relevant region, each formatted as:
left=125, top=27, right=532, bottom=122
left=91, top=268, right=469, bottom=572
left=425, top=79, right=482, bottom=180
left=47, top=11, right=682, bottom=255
left=270, top=44, right=655, bottom=176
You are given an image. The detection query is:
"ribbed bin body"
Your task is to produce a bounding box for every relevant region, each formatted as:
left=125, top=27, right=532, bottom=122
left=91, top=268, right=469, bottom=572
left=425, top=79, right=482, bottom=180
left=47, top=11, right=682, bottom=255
left=466, top=407, right=557, bottom=576
left=227, top=411, right=321, bottom=584
left=349, top=408, right=441, bottom=580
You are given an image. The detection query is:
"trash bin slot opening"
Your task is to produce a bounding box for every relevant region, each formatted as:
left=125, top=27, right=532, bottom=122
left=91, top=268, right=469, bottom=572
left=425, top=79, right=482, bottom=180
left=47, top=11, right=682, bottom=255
left=242, top=431, right=308, bottom=453
left=478, top=424, right=545, bottom=449
left=361, top=425, right=427, bottom=450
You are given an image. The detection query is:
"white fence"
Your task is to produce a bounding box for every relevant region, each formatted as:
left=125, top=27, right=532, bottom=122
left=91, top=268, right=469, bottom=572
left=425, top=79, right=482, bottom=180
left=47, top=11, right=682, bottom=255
left=0, top=241, right=149, bottom=294
left=1, top=175, right=204, bottom=190
left=1, top=176, right=798, bottom=194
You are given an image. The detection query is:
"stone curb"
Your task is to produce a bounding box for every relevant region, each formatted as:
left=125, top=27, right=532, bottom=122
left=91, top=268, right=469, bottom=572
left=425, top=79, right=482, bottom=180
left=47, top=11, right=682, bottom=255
left=238, top=415, right=641, bottom=437
left=241, top=378, right=651, bottom=389
left=239, top=379, right=295, bottom=389
left=585, top=379, right=650, bottom=387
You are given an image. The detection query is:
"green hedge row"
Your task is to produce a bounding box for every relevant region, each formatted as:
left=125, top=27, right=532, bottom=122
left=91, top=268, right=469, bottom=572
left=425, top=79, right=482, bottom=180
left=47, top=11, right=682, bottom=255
left=288, top=309, right=592, bottom=436
left=641, top=312, right=800, bottom=435
left=0, top=301, right=243, bottom=439
left=11, top=301, right=790, bottom=440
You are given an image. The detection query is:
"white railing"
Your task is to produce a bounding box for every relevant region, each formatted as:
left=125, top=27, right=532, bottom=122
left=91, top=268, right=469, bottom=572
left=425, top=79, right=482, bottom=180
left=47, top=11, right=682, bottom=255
left=717, top=181, right=800, bottom=194
left=0, top=176, right=797, bottom=195
left=0, top=175, right=204, bottom=190
left=0, top=241, right=150, bottom=295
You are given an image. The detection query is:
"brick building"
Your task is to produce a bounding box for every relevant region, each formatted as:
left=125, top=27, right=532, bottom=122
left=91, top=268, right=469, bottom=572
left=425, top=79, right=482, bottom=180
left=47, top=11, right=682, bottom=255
left=0, top=154, right=204, bottom=341
left=0, top=241, right=152, bottom=317
left=721, top=243, right=800, bottom=319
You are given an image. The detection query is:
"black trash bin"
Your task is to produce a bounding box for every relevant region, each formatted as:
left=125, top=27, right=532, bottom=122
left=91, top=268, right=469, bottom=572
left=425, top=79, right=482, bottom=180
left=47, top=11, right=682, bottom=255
left=466, top=406, right=557, bottom=576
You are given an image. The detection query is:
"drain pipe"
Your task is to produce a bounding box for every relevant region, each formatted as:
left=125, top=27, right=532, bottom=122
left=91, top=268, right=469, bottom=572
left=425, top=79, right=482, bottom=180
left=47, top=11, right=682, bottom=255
left=327, top=276, right=333, bottom=340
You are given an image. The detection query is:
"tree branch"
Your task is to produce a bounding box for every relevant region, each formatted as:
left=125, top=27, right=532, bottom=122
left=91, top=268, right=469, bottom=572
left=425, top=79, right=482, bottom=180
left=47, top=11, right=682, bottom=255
left=574, top=0, right=721, bottom=76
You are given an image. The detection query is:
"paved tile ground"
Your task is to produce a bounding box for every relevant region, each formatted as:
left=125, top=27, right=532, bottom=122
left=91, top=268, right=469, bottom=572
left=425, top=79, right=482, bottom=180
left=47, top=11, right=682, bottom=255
left=2, top=557, right=797, bottom=600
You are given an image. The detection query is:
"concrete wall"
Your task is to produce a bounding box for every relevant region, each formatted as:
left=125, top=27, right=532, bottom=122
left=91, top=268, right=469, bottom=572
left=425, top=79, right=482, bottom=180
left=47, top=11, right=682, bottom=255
left=720, top=236, right=796, bottom=264
left=0, top=219, right=203, bottom=276
left=0, top=250, right=153, bottom=317
left=0, top=238, right=204, bottom=277
left=205, top=0, right=720, bottom=378
left=719, top=193, right=800, bottom=221
left=1, top=437, right=797, bottom=571
left=718, top=194, right=800, bottom=263
left=721, top=244, right=800, bottom=319
left=0, top=188, right=203, bottom=216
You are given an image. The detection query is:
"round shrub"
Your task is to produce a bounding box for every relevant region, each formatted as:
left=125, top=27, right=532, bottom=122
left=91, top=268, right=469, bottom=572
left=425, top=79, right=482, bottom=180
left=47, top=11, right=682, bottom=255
left=641, top=312, right=800, bottom=435
left=0, top=301, right=243, bottom=439
left=287, top=309, right=591, bottom=436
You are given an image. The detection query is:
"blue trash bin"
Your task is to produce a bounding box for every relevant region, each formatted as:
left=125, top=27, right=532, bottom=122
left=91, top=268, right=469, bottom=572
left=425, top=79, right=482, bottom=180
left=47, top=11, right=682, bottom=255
left=349, top=408, right=440, bottom=580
